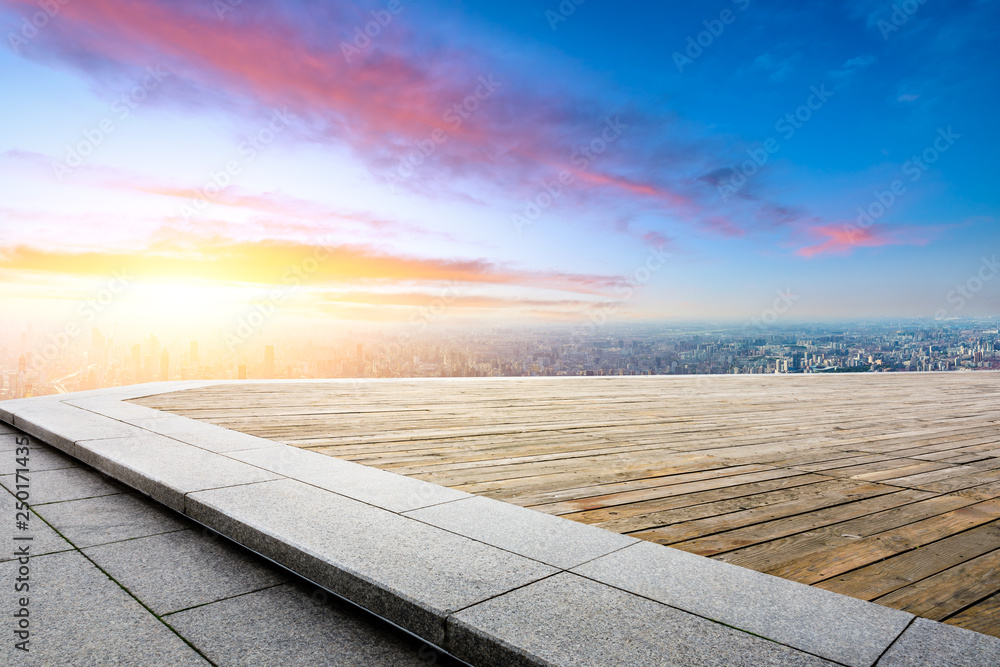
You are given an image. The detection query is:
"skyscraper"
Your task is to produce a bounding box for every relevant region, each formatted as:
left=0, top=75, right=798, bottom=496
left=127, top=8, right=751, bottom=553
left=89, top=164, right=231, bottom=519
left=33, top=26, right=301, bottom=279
left=131, top=344, right=142, bottom=380
left=264, top=345, right=275, bottom=379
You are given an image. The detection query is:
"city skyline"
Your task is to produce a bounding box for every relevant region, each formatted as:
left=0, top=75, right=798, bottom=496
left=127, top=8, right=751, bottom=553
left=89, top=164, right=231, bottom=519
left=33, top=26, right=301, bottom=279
left=1, top=0, right=999, bottom=334
left=4, top=317, right=1000, bottom=398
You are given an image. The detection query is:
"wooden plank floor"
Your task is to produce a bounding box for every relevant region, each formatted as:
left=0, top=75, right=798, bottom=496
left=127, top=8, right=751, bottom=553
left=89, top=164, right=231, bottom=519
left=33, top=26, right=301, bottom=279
left=136, top=374, right=1000, bottom=637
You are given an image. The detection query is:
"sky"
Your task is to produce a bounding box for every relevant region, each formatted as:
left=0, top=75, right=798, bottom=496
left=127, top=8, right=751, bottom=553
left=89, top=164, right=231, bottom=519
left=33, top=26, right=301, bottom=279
left=1, top=0, right=998, bottom=337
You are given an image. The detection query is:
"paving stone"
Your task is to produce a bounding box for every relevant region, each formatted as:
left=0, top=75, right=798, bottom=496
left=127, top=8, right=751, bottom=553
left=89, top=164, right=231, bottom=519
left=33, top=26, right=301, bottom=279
left=572, top=541, right=912, bottom=667
left=84, top=529, right=289, bottom=615
left=0, top=396, right=63, bottom=423
left=187, top=478, right=558, bottom=644
left=0, top=432, right=23, bottom=451
left=448, top=572, right=837, bottom=667
left=63, top=397, right=167, bottom=422
left=139, top=421, right=284, bottom=453
left=124, top=415, right=232, bottom=435
left=876, top=617, right=1000, bottom=666
left=12, top=402, right=138, bottom=455
left=35, top=492, right=191, bottom=548
left=0, top=487, right=73, bottom=562
left=106, top=381, right=218, bottom=400
left=406, top=495, right=637, bottom=569
left=74, top=433, right=281, bottom=511
left=0, top=550, right=209, bottom=666
left=0, top=443, right=76, bottom=475
left=229, top=445, right=469, bottom=512
left=0, top=466, right=126, bottom=505
left=167, top=581, right=438, bottom=666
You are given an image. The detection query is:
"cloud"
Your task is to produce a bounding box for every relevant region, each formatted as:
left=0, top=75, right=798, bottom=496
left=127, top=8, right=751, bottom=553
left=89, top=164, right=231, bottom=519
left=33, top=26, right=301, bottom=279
left=0, top=238, right=621, bottom=294
left=829, top=54, right=876, bottom=82
left=752, top=53, right=798, bottom=82
left=0, top=0, right=765, bottom=239
left=795, top=224, right=930, bottom=257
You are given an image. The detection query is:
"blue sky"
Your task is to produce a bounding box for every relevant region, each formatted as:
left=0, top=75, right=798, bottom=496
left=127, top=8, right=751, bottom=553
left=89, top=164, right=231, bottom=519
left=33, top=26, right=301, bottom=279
left=0, top=0, right=998, bottom=331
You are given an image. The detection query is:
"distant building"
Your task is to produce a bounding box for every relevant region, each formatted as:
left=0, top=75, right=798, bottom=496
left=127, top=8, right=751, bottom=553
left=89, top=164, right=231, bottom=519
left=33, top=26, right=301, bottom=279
left=264, top=345, right=275, bottom=379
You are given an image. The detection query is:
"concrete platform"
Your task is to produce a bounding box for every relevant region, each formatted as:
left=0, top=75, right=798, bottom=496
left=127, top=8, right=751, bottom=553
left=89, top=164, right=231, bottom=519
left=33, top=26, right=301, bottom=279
left=3, top=379, right=1000, bottom=666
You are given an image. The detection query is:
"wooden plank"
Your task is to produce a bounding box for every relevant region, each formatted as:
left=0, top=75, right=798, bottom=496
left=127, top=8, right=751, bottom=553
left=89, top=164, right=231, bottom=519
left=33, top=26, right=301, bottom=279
left=758, top=499, right=1000, bottom=585
left=874, top=548, right=1000, bottom=620
left=630, top=481, right=898, bottom=545
left=945, top=592, right=1000, bottom=638
left=814, top=523, right=1000, bottom=600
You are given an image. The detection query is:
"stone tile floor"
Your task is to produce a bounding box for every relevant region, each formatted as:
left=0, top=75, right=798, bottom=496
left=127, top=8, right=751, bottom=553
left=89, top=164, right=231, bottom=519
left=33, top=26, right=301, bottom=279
left=0, top=424, right=465, bottom=666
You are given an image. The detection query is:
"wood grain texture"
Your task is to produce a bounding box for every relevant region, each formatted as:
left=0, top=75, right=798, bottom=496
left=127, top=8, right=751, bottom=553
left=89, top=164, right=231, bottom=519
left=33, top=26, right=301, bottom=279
left=135, top=373, right=1000, bottom=636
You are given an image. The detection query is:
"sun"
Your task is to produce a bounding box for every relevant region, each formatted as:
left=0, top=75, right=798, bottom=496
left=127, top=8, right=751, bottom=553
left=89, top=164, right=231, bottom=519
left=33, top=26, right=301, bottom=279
left=125, top=279, right=246, bottom=329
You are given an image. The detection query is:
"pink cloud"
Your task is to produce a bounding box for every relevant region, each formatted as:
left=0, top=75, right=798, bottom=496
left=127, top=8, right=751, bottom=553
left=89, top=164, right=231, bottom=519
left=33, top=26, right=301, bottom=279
left=3, top=0, right=751, bottom=235
left=795, top=223, right=930, bottom=258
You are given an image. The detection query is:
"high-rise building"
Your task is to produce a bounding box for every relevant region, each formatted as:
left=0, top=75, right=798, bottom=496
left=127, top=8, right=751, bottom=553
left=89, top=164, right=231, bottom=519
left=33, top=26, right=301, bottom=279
left=160, top=349, right=170, bottom=381
left=264, top=345, right=275, bottom=379
left=190, top=341, right=199, bottom=366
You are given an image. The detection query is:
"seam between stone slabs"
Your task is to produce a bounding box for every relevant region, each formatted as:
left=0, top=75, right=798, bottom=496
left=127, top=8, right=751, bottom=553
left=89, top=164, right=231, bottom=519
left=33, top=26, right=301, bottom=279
left=562, top=566, right=857, bottom=666
left=397, top=507, right=634, bottom=571
left=567, top=557, right=888, bottom=666
left=870, top=616, right=918, bottom=666
left=442, top=576, right=851, bottom=667
left=26, top=510, right=219, bottom=667
left=173, top=511, right=475, bottom=667
left=177, top=478, right=285, bottom=511
left=59, top=526, right=193, bottom=551
left=23, top=490, right=129, bottom=506
left=65, top=405, right=277, bottom=456
left=157, top=580, right=293, bottom=617
left=551, top=540, right=640, bottom=571
left=213, top=450, right=629, bottom=572
left=437, top=567, right=851, bottom=666
left=157, top=581, right=290, bottom=618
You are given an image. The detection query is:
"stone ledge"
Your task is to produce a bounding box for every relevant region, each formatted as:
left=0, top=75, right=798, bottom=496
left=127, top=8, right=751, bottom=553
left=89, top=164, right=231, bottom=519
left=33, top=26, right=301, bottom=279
left=4, top=381, right=1000, bottom=667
